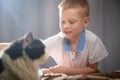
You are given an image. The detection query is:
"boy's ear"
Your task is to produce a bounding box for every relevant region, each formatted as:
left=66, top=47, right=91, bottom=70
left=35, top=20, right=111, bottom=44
left=84, top=17, right=90, bottom=28
left=24, top=32, right=33, bottom=44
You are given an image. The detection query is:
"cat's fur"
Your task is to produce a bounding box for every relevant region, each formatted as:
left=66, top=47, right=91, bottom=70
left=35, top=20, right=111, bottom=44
left=0, top=32, right=47, bottom=80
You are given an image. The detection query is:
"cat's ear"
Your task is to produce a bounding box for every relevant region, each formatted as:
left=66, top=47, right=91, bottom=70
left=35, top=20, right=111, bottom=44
left=24, top=32, right=33, bottom=44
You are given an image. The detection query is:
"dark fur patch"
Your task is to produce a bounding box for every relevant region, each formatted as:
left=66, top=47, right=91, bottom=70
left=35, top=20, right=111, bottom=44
left=5, top=40, right=23, bottom=60
left=0, top=59, right=4, bottom=73
left=25, top=39, right=45, bottom=60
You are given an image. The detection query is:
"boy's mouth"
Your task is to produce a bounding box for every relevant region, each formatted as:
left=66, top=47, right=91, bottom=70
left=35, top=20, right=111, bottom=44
left=64, top=31, right=72, bottom=34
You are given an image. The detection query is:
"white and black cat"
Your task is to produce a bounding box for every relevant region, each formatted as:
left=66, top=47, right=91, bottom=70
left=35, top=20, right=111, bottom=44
left=0, top=32, right=47, bottom=74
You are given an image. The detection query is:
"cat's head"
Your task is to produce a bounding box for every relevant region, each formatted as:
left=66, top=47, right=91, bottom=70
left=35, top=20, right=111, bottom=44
left=0, top=32, right=48, bottom=73
left=0, top=33, right=47, bottom=73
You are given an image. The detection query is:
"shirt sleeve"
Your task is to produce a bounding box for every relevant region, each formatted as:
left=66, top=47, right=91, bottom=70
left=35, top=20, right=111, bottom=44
left=43, top=38, right=53, bottom=57
left=88, top=37, right=108, bottom=64
left=43, top=35, right=59, bottom=57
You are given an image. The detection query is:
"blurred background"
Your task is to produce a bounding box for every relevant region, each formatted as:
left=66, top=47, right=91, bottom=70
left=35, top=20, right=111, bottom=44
left=0, top=0, right=120, bottom=72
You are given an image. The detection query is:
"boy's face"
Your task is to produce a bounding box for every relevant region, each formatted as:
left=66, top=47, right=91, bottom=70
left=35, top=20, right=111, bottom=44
left=59, top=8, right=89, bottom=40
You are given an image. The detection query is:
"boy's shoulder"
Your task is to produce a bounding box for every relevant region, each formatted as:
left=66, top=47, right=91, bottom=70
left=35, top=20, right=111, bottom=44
left=85, top=29, right=99, bottom=41
left=44, top=32, right=63, bottom=43
left=44, top=32, right=63, bottom=46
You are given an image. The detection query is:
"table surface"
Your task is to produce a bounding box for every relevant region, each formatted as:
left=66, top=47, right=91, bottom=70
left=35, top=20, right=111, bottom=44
left=41, top=71, right=120, bottom=80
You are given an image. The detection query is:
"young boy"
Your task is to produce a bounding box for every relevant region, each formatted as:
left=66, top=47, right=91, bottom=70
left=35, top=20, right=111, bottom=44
left=43, top=0, right=108, bottom=75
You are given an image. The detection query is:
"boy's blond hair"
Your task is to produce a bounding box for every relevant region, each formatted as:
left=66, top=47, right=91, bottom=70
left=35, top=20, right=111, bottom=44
left=58, top=0, right=90, bottom=17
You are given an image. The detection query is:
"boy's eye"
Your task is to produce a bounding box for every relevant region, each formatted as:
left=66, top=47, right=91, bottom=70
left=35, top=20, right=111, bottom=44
left=69, top=21, right=75, bottom=24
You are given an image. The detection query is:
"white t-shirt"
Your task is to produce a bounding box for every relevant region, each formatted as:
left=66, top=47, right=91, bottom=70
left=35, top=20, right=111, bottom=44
left=44, top=30, right=108, bottom=68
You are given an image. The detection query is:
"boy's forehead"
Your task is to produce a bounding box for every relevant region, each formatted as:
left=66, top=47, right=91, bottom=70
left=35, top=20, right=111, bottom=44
left=59, top=7, right=86, bottom=17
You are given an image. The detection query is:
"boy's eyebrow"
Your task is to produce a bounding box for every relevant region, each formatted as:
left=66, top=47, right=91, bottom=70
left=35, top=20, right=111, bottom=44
left=60, top=18, right=77, bottom=22
left=69, top=18, right=76, bottom=21
left=67, top=18, right=78, bottom=21
left=60, top=18, right=76, bottom=21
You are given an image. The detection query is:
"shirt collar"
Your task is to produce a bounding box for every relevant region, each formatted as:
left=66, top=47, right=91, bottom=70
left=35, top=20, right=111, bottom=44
left=63, top=30, right=86, bottom=52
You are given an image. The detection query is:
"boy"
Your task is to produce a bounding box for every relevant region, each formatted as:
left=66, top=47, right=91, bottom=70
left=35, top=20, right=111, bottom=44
left=43, top=0, right=108, bottom=75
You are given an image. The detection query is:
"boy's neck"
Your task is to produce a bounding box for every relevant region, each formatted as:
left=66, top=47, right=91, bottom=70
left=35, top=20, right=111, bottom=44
left=69, top=36, right=80, bottom=51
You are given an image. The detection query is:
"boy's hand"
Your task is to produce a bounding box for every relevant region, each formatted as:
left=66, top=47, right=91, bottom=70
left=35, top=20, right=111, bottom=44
left=42, top=68, right=52, bottom=74
left=49, top=66, right=69, bottom=74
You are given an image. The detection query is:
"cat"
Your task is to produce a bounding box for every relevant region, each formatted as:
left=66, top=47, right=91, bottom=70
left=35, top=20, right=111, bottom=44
left=0, top=32, right=48, bottom=80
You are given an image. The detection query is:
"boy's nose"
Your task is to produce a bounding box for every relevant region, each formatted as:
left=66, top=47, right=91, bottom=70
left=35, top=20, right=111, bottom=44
left=63, top=23, right=70, bottom=29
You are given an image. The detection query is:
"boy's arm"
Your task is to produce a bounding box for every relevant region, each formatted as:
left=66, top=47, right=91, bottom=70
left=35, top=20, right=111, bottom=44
left=49, top=63, right=98, bottom=75
left=0, top=43, right=11, bottom=50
